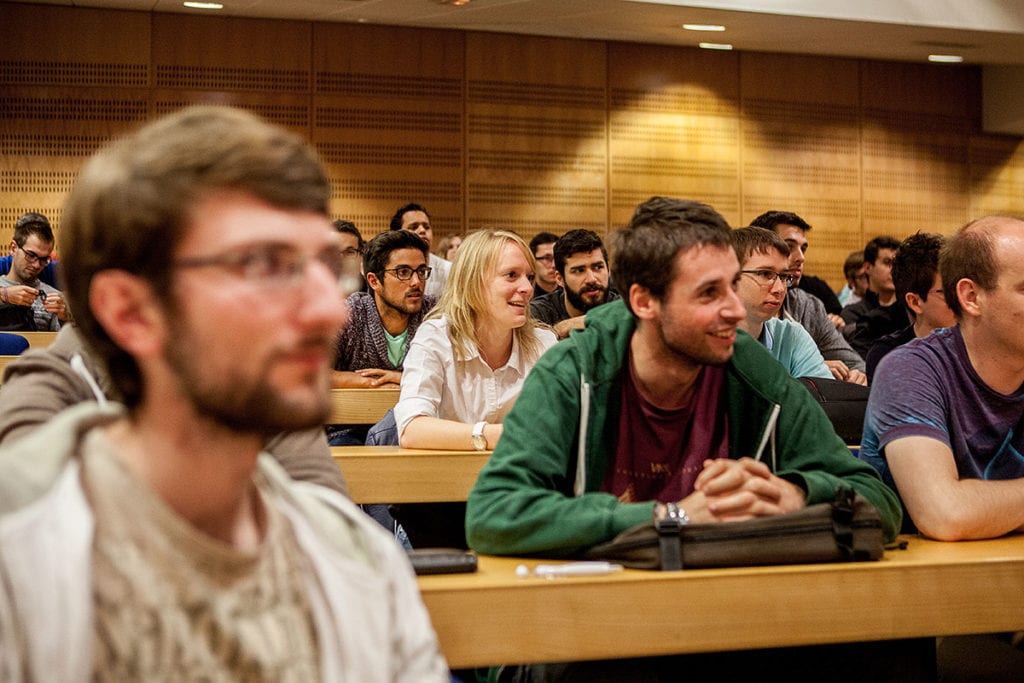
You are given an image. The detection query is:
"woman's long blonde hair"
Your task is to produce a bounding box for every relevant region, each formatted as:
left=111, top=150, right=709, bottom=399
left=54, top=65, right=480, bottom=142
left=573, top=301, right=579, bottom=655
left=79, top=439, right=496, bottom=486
left=427, top=229, right=545, bottom=363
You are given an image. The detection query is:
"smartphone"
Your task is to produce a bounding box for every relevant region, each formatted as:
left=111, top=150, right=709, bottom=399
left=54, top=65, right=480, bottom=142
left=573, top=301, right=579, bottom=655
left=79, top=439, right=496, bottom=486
left=407, top=548, right=478, bottom=575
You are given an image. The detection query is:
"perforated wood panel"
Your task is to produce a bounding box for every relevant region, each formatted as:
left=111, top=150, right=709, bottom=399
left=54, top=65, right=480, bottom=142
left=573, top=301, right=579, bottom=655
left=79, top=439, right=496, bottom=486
left=0, top=3, right=150, bottom=88
left=740, top=53, right=862, bottom=288
left=1, top=1, right=1022, bottom=268
left=311, top=23, right=464, bottom=240
left=466, top=32, right=607, bottom=242
left=608, top=43, right=740, bottom=229
left=860, top=61, right=973, bottom=246
left=968, top=134, right=1024, bottom=218
left=152, top=14, right=310, bottom=92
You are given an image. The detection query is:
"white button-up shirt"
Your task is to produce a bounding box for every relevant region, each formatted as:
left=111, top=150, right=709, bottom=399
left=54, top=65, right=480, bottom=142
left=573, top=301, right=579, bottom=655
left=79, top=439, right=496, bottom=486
left=394, top=317, right=557, bottom=439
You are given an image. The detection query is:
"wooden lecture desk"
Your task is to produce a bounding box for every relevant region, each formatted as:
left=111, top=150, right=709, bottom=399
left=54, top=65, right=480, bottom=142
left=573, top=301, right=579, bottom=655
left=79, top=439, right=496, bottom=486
left=418, top=536, right=1024, bottom=668
left=15, top=331, right=57, bottom=348
left=328, top=387, right=400, bottom=425
left=331, top=445, right=490, bottom=504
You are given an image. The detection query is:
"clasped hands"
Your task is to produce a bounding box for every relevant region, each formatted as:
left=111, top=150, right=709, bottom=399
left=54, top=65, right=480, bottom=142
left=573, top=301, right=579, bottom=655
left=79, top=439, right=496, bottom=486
left=679, top=458, right=806, bottom=524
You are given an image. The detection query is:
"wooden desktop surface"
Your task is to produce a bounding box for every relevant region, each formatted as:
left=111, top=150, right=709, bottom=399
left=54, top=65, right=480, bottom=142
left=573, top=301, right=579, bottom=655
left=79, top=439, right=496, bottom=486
left=13, top=331, right=57, bottom=348
left=331, top=445, right=489, bottom=503
left=328, top=387, right=399, bottom=425
left=418, top=536, right=1024, bottom=668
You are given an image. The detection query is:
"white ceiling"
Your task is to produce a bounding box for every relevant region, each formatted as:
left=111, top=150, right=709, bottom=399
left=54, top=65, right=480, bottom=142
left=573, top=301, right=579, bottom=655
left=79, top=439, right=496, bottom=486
left=13, top=0, right=1024, bottom=65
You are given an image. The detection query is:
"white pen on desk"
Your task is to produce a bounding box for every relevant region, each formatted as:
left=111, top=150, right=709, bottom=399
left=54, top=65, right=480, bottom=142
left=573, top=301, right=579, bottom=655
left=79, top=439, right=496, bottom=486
left=516, top=561, right=624, bottom=578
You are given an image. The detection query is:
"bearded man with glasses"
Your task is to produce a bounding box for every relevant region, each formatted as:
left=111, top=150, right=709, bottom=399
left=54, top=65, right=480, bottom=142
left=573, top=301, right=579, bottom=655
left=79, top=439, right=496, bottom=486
left=0, top=212, right=69, bottom=331
left=328, top=229, right=437, bottom=446
left=0, top=105, right=447, bottom=680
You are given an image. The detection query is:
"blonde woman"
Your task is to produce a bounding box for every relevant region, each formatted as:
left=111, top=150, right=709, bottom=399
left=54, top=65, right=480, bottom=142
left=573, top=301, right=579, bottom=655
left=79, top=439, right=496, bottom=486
left=436, top=233, right=463, bottom=261
left=395, top=229, right=557, bottom=451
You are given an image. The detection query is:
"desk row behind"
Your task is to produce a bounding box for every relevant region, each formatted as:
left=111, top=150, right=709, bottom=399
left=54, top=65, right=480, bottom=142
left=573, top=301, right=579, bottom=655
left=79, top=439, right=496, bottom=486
left=332, top=445, right=489, bottom=504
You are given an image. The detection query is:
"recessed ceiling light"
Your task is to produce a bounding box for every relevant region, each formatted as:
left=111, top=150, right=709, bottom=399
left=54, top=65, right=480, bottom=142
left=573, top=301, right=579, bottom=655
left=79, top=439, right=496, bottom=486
left=683, top=24, right=726, bottom=32
left=928, top=54, right=964, bottom=63
left=699, top=42, right=733, bottom=51
left=183, top=2, right=223, bottom=9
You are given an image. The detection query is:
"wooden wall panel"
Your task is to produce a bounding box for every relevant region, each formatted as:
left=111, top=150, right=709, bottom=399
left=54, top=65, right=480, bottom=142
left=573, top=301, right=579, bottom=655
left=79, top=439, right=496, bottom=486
left=0, top=4, right=150, bottom=88
left=313, top=24, right=464, bottom=238
left=466, top=33, right=607, bottom=240
left=968, top=134, right=1024, bottom=218
left=741, top=53, right=862, bottom=287
left=2, top=1, right=1022, bottom=268
left=152, top=14, right=310, bottom=92
left=0, top=4, right=152, bottom=243
left=608, top=43, right=740, bottom=228
left=860, top=61, right=974, bottom=242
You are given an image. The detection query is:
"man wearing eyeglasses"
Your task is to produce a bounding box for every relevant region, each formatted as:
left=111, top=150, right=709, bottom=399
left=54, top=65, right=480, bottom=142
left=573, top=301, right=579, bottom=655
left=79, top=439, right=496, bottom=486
left=329, top=229, right=437, bottom=445
left=0, top=212, right=68, bottom=331
left=529, top=231, right=560, bottom=298
left=0, top=106, right=446, bottom=680
left=751, top=210, right=868, bottom=386
left=731, top=227, right=832, bottom=380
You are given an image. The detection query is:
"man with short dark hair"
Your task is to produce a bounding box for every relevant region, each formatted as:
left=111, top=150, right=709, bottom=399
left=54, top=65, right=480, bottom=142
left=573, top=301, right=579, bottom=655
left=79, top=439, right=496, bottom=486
left=838, top=250, right=868, bottom=306
left=751, top=210, right=867, bottom=385
left=864, top=232, right=955, bottom=382
left=329, top=229, right=437, bottom=445
left=0, top=212, right=68, bottom=331
left=731, top=227, right=832, bottom=380
left=529, top=229, right=619, bottom=338
left=389, top=202, right=450, bottom=298
left=467, top=196, right=900, bottom=679
left=750, top=210, right=842, bottom=316
left=0, top=106, right=446, bottom=679
left=529, top=231, right=559, bottom=298
left=469, top=196, right=899, bottom=551
left=842, top=235, right=908, bottom=358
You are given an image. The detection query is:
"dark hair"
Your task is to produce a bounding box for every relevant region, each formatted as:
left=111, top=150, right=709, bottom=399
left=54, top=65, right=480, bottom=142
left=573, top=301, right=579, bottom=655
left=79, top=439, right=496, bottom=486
left=843, top=250, right=865, bottom=279
left=864, top=235, right=901, bottom=265
left=940, top=216, right=1013, bottom=319
left=892, top=232, right=944, bottom=318
left=730, top=226, right=790, bottom=265
left=333, top=219, right=364, bottom=249
left=363, top=229, right=429, bottom=276
left=13, top=211, right=55, bottom=247
left=529, top=231, right=559, bottom=254
left=553, top=229, right=606, bottom=277
left=749, top=210, right=812, bottom=233
left=389, top=203, right=430, bottom=232
left=61, top=105, right=330, bottom=408
left=612, top=197, right=732, bottom=313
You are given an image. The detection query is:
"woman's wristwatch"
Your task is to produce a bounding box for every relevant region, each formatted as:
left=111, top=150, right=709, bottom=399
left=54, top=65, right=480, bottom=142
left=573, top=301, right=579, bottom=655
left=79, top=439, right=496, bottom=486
left=471, top=421, right=488, bottom=451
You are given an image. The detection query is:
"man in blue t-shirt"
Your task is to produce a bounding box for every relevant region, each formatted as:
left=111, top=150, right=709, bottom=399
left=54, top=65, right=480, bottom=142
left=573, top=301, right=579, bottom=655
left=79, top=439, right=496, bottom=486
left=861, top=215, right=1024, bottom=539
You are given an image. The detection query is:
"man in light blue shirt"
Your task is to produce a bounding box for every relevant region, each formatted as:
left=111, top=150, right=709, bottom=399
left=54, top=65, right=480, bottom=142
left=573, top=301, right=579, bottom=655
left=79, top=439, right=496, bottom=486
left=732, top=227, right=832, bottom=380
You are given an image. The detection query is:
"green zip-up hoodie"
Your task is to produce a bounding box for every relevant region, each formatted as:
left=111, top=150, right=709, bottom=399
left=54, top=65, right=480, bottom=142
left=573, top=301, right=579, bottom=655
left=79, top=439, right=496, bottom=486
left=466, top=300, right=900, bottom=557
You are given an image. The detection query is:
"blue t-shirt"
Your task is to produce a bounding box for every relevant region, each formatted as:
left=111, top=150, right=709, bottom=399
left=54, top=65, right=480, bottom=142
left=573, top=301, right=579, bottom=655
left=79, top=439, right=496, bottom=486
left=760, top=318, right=832, bottom=380
left=861, top=325, right=1024, bottom=490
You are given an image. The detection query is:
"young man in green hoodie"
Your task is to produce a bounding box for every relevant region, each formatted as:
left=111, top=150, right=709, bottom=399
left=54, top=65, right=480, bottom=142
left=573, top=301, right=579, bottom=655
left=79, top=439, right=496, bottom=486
left=467, top=197, right=899, bottom=556
left=465, top=196, right=908, bottom=680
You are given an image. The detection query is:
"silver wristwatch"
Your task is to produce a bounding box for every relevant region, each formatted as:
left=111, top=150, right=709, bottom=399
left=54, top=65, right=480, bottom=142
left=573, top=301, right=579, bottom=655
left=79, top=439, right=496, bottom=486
left=471, top=421, right=488, bottom=451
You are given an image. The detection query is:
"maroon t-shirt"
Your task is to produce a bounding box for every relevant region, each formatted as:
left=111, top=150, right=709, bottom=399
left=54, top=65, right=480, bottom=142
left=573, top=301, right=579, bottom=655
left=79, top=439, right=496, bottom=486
left=602, top=353, right=729, bottom=503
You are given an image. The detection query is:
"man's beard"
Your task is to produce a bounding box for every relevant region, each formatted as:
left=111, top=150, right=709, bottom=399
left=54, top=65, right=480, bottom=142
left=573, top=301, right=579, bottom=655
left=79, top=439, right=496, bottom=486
left=165, top=327, right=334, bottom=437
left=566, top=284, right=608, bottom=313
